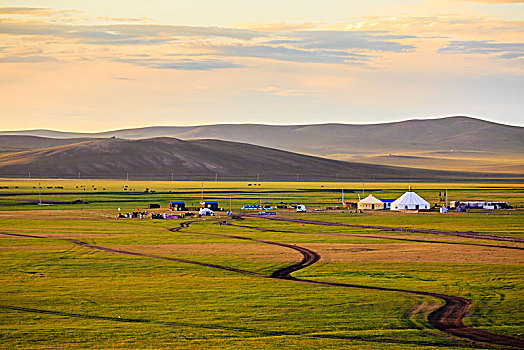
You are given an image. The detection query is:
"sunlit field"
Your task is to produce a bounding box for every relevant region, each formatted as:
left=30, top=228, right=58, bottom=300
left=0, top=180, right=523, bottom=349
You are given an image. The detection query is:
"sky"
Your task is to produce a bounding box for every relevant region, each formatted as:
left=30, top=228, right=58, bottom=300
left=0, top=0, right=523, bottom=131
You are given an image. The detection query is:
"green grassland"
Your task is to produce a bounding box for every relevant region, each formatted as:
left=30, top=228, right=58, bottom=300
left=0, top=179, right=523, bottom=211
left=0, top=180, right=523, bottom=348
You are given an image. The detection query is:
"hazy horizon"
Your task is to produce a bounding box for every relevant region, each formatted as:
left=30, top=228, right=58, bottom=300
left=1, top=115, right=524, bottom=133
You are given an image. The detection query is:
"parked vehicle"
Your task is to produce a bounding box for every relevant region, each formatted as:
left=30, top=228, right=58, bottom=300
left=242, top=204, right=263, bottom=210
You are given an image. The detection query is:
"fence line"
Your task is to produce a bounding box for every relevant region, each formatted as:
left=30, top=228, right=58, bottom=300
left=0, top=173, right=522, bottom=182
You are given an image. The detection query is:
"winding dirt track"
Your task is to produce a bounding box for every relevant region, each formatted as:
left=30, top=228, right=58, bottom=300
left=2, top=221, right=523, bottom=348
left=245, top=214, right=524, bottom=243
left=176, top=221, right=524, bottom=348
left=228, top=222, right=524, bottom=251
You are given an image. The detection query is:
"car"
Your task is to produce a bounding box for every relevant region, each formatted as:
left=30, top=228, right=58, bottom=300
left=242, top=204, right=263, bottom=210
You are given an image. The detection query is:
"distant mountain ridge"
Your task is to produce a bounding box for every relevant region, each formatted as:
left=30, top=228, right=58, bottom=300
left=0, top=137, right=510, bottom=180
left=2, top=117, right=523, bottom=157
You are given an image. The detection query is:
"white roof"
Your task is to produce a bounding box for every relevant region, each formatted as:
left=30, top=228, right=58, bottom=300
left=392, top=191, right=429, bottom=206
left=358, top=194, right=383, bottom=204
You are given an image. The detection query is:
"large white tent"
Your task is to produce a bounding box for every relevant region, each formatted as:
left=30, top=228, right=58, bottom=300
left=390, top=191, right=430, bottom=211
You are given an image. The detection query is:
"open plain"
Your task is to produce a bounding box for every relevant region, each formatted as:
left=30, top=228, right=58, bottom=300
left=0, top=180, right=523, bottom=349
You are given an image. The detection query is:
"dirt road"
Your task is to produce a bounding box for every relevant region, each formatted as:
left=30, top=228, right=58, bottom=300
left=245, top=214, right=524, bottom=243
left=172, top=221, right=524, bottom=348
left=228, top=222, right=524, bottom=251
left=2, top=222, right=523, bottom=348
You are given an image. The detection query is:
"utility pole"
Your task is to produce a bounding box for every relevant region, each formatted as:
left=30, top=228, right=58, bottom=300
left=215, top=173, right=218, bottom=182
left=336, top=173, right=339, bottom=182
left=341, top=188, right=344, bottom=206
left=78, top=172, right=80, bottom=179
left=362, top=182, right=365, bottom=198
left=171, top=173, right=174, bottom=181
left=257, top=173, right=260, bottom=182
left=38, top=182, right=42, bottom=205
left=28, top=171, right=31, bottom=179
left=126, top=172, right=129, bottom=181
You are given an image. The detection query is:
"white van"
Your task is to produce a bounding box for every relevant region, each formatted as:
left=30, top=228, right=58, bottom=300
left=296, top=204, right=306, bottom=212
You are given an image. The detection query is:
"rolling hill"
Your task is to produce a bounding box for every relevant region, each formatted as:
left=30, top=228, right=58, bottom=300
left=1, top=116, right=523, bottom=156
left=0, top=135, right=94, bottom=154
left=0, top=137, right=510, bottom=181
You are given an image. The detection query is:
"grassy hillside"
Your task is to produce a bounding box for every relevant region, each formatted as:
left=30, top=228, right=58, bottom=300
left=343, top=151, right=524, bottom=174
left=0, top=137, right=512, bottom=181
left=2, top=116, right=522, bottom=155
left=0, top=135, right=94, bottom=154
left=1, top=116, right=522, bottom=175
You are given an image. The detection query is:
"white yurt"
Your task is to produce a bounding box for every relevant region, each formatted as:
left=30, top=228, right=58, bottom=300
left=358, top=194, right=384, bottom=210
left=390, top=189, right=430, bottom=211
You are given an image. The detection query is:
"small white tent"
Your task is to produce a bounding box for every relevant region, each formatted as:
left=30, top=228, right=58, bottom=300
left=358, top=195, right=384, bottom=210
left=199, top=207, right=214, bottom=216
left=390, top=190, right=430, bottom=211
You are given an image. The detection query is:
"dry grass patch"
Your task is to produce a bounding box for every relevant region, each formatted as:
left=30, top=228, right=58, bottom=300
left=306, top=243, right=524, bottom=264
left=109, top=243, right=300, bottom=263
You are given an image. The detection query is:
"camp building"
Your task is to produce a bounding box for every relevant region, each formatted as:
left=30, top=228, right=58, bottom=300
left=204, top=201, right=219, bottom=211
left=380, top=199, right=395, bottom=210
left=170, top=201, right=186, bottom=211
left=390, top=190, right=430, bottom=211
left=357, top=195, right=384, bottom=210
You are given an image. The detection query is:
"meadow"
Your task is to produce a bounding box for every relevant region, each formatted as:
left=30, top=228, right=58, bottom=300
left=0, top=180, right=523, bottom=349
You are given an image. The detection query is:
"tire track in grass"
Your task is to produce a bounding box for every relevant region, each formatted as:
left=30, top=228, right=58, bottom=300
left=227, top=222, right=524, bottom=251
left=0, top=231, right=261, bottom=277
left=0, top=305, right=469, bottom=348
left=177, top=221, right=524, bottom=348
left=2, top=224, right=523, bottom=348
left=244, top=215, right=524, bottom=243
left=0, top=232, right=458, bottom=348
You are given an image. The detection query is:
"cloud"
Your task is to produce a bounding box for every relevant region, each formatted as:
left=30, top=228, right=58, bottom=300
left=115, top=57, right=244, bottom=70
left=0, top=7, right=77, bottom=17
left=0, top=7, right=53, bottom=15
left=97, top=16, right=149, bottom=22
left=0, top=21, right=263, bottom=43
left=268, top=31, right=416, bottom=52
left=81, top=38, right=175, bottom=46
left=251, top=86, right=311, bottom=96
left=0, top=7, right=47, bottom=14
left=212, top=44, right=371, bottom=64
left=236, top=22, right=320, bottom=32
left=0, top=55, right=58, bottom=63
left=439, top=40, right=524, bottom=58
left=498, top=52, right=524, bottom=59
left=0, top=9, right=420, bottom=68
